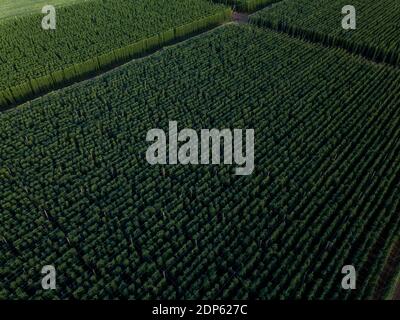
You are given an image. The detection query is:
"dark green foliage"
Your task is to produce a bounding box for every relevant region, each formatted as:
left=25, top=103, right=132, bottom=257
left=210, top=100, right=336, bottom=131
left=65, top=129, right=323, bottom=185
left=250, top=0, right=400, bottom=66
left=0, top=0, right=231, bottom=110
left=1, top=25, right=399, bottom=299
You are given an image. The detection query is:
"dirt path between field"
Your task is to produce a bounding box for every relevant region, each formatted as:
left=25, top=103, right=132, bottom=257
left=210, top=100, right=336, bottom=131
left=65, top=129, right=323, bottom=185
left=4, top=23, right=224, bottom=111
left=233, top=12, right=249, bottom=24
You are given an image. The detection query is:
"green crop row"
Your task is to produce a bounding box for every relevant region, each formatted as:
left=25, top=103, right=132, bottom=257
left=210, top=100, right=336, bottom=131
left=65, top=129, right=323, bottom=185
left=1, top=24, right=399, bottom=299
left=0, top=0, right=231, bottom=110
left=250, top=0, right=400, bottom=66
left=385, top=269, right=400, bottom=299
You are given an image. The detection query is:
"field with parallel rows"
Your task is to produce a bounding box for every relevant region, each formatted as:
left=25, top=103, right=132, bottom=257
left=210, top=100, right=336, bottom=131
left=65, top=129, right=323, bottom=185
left=213, top=0, right=279, bottom=12
left=250, top=0, right=400, bottom=66
left=1, top=24, right=399, bottom=299
left=0, top=0, right=230, bottom=110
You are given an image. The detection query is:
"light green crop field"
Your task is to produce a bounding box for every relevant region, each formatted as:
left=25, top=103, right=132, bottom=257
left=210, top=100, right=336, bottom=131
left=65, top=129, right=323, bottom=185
left=0, top=0, right=84, bottom=20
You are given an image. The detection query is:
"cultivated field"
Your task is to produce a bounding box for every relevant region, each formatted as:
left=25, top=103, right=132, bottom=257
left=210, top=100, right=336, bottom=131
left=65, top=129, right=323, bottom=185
left=1, top=24, right=399, bottom=299
left=213, top=0, right=279, bottom=12
left=0, top=0, right=230, bottom=110
left=250, top=0, right=400, bottom=66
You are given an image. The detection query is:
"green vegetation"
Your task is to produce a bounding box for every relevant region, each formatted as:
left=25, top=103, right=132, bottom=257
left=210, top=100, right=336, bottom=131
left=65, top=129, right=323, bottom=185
left=0, top=0, right=231, bottom=110
left=380, top=237, right=400, bottom=299
left=213, top=0, right=279, bottom=12
left=1, top=24, right=399, bottom=299
left=0, top=0, right=83, bottom=20
left=385, top=275, right=400, bottom=299
left=250, top=0, right=400, bottom=66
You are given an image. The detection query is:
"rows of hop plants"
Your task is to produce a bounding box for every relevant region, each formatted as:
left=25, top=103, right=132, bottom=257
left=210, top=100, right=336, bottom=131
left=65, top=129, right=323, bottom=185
left=250, top=0, right=400, bottom=66
left=1, top=25, right=399, bottom=299
left=0, top=0, right=231, bottom=110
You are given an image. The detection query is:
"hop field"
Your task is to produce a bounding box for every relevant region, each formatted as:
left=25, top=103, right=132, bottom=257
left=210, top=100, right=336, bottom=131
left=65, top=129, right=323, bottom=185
left=0, top=0, right=231, bottom=110
left=1, top=24, right=399, bottom=299
left=250, top=0, right=400, bottom=66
